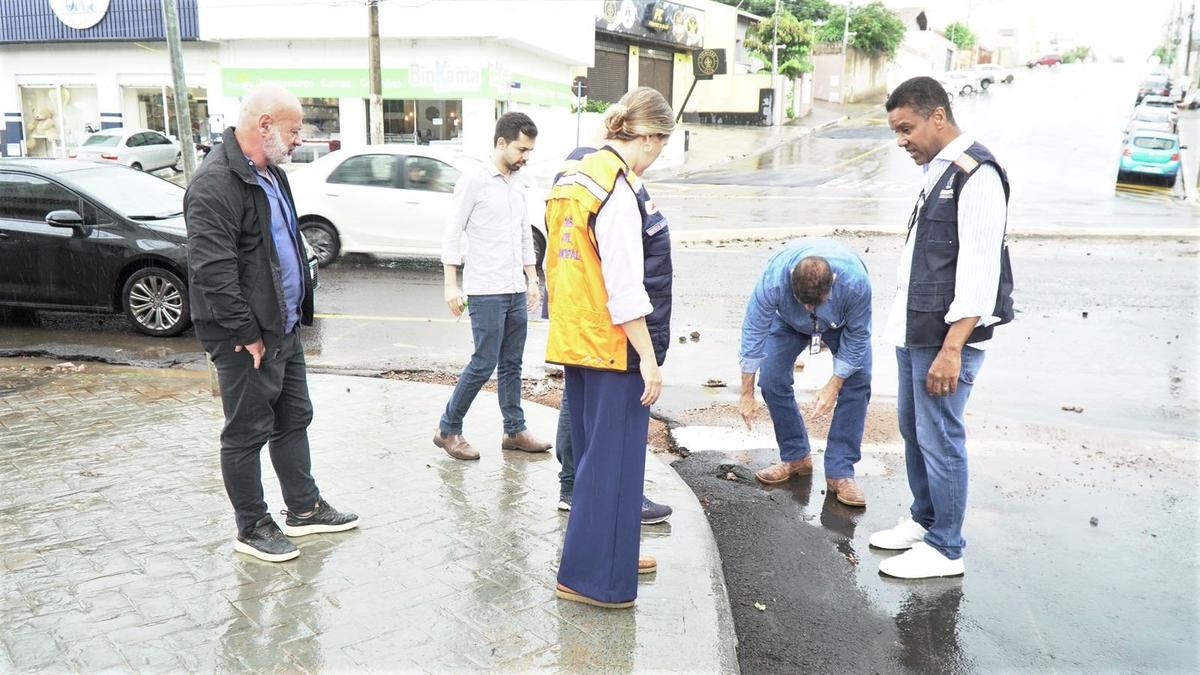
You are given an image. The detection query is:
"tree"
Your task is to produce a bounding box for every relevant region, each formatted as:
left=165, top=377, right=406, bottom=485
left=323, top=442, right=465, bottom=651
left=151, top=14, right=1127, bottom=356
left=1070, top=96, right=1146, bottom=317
left=815, top=1, right=906, bottom=59
left=1061, top=46, right=1092, bottom=64
left=711, top=0, right=828, bottom=20
left=943, top=22, right=975, bottom=50
left=744, top=8, right=816, bottom=76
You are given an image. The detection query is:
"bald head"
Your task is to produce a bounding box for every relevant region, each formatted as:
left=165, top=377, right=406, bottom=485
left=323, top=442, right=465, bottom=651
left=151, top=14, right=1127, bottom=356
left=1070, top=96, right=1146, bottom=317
left=237, top=84, right=302, bottom=130
left=234, top=84, right=303, bottom=168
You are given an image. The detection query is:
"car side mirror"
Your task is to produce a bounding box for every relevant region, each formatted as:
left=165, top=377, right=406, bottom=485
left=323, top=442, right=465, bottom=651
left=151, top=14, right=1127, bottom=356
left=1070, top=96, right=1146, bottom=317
left=46, top=209, right=85, bottom=229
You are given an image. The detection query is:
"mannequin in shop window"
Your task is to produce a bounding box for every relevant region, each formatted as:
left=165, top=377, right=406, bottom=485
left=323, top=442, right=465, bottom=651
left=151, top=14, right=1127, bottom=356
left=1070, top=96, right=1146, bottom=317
left=28, top=108, right=60, bottom=157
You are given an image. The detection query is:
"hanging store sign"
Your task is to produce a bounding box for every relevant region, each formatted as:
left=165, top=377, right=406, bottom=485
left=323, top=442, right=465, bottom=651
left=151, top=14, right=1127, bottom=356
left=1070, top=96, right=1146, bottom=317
left=50, top=0, right=111, bottom=30
left=598, top=0, right=704, bottom=48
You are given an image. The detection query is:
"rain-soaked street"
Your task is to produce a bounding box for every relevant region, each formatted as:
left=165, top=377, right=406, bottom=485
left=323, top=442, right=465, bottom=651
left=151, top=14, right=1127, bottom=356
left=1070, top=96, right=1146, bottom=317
left=2, top=62, right=1198, bottom=671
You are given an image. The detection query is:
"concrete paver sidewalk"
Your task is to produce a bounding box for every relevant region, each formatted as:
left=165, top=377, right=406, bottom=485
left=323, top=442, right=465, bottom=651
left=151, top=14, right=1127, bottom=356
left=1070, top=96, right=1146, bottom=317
left=0, top=361, right=737, bottom=673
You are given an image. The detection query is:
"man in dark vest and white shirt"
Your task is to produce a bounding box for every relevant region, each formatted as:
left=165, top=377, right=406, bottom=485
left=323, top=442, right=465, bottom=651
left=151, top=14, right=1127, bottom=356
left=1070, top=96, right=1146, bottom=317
left=870, top=76, right=1014, bottom=579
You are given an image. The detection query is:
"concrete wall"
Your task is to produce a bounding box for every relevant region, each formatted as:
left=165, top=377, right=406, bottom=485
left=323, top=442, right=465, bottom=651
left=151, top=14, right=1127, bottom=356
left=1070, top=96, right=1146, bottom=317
left=813, top=46, right=887, bottom=104
left=682, top=73, right=773, bottom=113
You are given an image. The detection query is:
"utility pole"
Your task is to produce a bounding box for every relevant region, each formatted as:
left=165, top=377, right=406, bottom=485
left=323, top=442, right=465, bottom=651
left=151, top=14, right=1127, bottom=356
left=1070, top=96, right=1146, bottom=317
left=840, top=0, right=852, bottom=105
left=771, top=0, right=780, bottom=125
left=160, top=0, right=195, bottom=181
left=367, top=0, right=384, bottom=145
left=1184, top=0, right=1196, bottom=79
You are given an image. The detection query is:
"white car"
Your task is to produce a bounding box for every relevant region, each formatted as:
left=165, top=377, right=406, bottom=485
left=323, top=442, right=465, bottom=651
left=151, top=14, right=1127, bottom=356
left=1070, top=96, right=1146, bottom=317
left=69, top=127, right=181, bottom=172
left=289, top=145, right=549, bottom=265
left=1125, top=107, right=1176, bottom=136
left=974, top=64, right=1014, bottom=86
left=938, top=71, right=981, bottom=96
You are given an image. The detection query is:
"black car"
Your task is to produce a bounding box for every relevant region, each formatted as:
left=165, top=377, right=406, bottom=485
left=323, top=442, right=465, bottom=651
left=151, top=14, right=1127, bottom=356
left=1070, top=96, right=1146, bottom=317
left=0, top=159, right=318, bottom=337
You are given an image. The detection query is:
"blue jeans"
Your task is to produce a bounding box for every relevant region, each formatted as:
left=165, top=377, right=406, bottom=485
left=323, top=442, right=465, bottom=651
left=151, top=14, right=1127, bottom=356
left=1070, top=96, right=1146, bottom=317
left=896, top=345, right=986, bottom=560
left=439, top=293, right=528, bottom=436
left=758, top=317, right=871, bottom=479
left=555, top=389, right=574, bottom=492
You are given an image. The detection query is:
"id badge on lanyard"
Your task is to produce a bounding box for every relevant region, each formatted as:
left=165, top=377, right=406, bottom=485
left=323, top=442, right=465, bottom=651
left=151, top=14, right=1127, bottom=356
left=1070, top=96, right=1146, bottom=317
left=809, top=314, right=821, bottom=355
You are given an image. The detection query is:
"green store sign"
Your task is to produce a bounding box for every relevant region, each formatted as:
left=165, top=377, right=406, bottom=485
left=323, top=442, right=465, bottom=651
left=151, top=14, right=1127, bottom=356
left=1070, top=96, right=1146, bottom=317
left=223, top=67, right=573, bottom=107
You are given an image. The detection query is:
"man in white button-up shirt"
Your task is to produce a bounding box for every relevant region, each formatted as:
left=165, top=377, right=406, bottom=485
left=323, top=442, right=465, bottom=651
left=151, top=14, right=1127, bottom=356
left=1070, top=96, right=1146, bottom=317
left=433, top=112, right=551, bottom=461
left=870, top=77, right=1015, bottom=580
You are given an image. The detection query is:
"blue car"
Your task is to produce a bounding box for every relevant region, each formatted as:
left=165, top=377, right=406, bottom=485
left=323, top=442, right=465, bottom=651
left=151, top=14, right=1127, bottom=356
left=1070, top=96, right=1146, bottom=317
left=1118, top=132, right=1184, bottom=187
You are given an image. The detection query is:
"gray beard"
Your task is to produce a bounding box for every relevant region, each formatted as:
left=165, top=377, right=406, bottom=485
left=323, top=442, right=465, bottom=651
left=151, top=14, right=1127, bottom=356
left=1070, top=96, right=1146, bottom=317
left=264, top=128, right=292, bottom=165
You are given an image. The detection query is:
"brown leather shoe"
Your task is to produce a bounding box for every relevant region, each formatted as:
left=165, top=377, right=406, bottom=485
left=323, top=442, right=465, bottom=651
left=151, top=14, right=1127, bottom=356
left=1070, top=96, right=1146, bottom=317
left=433, top=431, right=479, bottom=460
left=755, top=456, right=814, bottom=485
left=638, top=555, right=657, bottom=575
left=555, top=583, right=634, bottom=609
left=501, top=430, right=551, bottom=453
left=826, top=477, right=866, bottom=507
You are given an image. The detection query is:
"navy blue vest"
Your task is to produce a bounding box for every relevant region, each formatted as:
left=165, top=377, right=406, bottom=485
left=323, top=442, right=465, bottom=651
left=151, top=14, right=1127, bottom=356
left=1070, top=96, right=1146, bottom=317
left=906, top=142, right=1015, bottom=348
left=556, top=146, right=673, bottom=371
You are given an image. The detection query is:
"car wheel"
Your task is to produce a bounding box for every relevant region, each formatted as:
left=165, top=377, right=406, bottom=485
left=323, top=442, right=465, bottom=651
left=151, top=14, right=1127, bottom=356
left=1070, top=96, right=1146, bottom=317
left=131, top=162, right=143, bottom=171
left=300, top=219, right=340, bottom=266
left=962, top=86, right=973, bottom=96
left=980, top=80, right=991, bottom=90
left=122, top=267, right=191, bottom=337
left=1005, top=75, right=1014, bottom=83
left=1166, top=174, right=1177, bottom=188
left=173, top=152, right=183, bottom=172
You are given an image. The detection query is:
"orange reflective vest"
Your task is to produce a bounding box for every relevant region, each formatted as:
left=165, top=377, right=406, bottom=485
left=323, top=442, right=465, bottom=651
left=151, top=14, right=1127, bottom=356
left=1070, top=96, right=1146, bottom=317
left=544, top=147, right=634, bottom=371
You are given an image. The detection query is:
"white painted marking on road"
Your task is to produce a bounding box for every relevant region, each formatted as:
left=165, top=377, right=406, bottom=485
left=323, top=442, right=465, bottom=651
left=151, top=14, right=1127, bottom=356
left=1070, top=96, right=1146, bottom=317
left=315, top=313, right=459, bottom=323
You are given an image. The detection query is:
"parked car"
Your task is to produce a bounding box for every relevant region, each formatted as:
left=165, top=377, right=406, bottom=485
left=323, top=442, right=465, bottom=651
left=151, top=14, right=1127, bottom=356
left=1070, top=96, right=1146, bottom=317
left=1125, top=107, right=1177, bottom=135
left=974, top=64, right=1015, bottom=86
left=937, top=71, right=979, bottom=96
left=1136, top=76, right=1171, bottom=103
left=1026, top=54, right=1062, bottom=68
left=1182, top=89, right=1200, bottom=110
left=68, top=127, right=181, bottom=172
left=289, top=145, right=549, bottom=267
left=947, top=69, right=988, bottom=91
left=0, top=159, right=319, bottom=337
left=1118, top=132, right=1184, bottom=187
left=282, top=138, right=343, bottom=170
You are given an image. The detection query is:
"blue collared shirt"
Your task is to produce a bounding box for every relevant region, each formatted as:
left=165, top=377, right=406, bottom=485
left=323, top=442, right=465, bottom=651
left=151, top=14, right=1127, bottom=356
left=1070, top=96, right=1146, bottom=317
left=740, top=238, right=872, bottom=379
left=249, top=160, right=304, bottom=333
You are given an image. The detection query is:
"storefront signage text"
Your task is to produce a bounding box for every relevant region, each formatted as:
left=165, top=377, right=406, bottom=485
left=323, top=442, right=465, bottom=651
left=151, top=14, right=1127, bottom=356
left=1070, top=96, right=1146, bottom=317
left=598, top=0, right=704, bottom=48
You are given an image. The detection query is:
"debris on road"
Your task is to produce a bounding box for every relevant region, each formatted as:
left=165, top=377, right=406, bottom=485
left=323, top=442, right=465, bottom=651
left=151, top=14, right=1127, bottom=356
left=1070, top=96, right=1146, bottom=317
left=1062, top=405, right=1085, bottom=413
left=704, top=378, right=726, bottom=388
left=679, top=336, right=687, bottom=343
left=1082, top=311, right=1089, bottom=318
left=1090, top=517, right=1099, bottom=526
left=754, top=602, right=766, bottom=611
left=690, top=331, right=701, bottom=342
left=717, top=462, right=757, bottom=482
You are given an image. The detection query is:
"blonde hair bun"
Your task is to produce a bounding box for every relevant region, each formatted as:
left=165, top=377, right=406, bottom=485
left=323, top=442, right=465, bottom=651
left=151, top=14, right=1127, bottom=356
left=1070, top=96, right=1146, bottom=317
left=602, top=87, right=675, bottom=141
left=603, top=104, right=630, bottom=134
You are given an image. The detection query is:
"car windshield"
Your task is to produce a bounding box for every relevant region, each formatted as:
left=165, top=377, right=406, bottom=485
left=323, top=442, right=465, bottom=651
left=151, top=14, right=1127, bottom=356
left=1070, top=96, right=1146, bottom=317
left=1132, top=137, right=1175, bottom=151
left=66, top=167, right=184, bottom=218
left=82, top=134, right=122, bottom=147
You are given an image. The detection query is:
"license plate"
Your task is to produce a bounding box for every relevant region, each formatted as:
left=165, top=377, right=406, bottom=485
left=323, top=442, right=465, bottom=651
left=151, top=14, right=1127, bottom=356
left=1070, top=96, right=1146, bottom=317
left=1136, top=165, right=1162, bottom=174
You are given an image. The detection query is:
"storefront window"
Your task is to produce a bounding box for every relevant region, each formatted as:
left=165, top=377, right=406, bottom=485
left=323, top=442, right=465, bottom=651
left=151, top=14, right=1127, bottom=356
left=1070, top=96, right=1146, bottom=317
left=127, top=87, right=209, bottom=142
left=19, top=85, right=99, bottom=157
left=375, top=99, right=462, bottom=144
left=300, top=98, right=340, bottom=140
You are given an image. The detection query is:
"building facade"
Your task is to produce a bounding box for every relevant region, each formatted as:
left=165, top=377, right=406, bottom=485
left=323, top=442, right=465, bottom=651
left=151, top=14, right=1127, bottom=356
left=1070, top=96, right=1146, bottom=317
left=1, top=0, right=592, bottom=158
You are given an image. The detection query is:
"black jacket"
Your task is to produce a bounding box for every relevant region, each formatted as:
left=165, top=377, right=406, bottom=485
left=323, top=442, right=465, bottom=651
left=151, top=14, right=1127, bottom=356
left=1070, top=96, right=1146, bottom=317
left=183, top=127, right=314, bottom=350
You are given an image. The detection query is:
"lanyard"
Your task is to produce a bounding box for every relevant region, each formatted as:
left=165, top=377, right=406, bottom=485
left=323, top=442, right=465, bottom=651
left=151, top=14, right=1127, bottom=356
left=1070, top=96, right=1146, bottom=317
left=905, top=188, right=927, bottom=242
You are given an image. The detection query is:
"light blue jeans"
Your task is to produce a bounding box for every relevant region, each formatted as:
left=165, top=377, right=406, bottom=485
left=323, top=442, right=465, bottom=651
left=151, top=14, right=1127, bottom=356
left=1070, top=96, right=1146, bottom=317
left=439, top=293, right=528, bottom=436
left=896, top=345, right=986, bottom=560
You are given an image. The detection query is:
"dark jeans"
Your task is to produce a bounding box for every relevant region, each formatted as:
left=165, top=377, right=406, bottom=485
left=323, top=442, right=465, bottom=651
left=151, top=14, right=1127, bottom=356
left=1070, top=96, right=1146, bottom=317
left=555, top=389, right=573, bottom=491
left=439, top=293, right=528, bottom=436
left=202, top=330, right=320, bottom=535
left=758, top=316, right=872, bottom=479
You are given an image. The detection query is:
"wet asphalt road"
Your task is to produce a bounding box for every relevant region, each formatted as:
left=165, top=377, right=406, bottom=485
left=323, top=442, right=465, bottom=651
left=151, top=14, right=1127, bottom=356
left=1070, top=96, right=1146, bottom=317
left=1, top=63, right=1198, bottom=672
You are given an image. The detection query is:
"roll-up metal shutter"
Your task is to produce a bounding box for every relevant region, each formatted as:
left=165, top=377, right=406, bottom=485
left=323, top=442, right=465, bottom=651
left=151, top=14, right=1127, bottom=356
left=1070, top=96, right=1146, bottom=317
left=588, top=41, right=630, bottom=104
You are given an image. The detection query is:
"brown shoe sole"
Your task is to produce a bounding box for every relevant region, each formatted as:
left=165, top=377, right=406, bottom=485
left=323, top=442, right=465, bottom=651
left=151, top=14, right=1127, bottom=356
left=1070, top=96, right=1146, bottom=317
left=555, top=584, right=634, bottom=609
left=755, top=464, right=814, bottom=485
left=433, top=434, right=480, bottom=460
left=638, top=562, right=657, bottom=574
left=834, top=492, right=866, bottom=507
left=501, top=442, right=550, bottom=453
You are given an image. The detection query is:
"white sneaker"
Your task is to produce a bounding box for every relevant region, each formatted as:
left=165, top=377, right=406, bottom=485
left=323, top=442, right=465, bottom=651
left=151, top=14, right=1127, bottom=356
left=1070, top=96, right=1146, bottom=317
left=868, top=516, right=929, bottom=550
left=878, top=542, right=965, bottom=579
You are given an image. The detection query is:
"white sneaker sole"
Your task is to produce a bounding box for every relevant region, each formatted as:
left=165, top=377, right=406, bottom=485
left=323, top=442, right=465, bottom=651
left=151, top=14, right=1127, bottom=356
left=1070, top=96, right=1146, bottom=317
left=868, top=536, right=925, bottom=551
left=557, top=501, right=571, bottom=512
left=234, top=540, right=299, bottom=562
left=878, top=564, right=965, bottom=579
left=280, top=517, right=361, bottom=537
left=641, top=513, right=672, bottom=525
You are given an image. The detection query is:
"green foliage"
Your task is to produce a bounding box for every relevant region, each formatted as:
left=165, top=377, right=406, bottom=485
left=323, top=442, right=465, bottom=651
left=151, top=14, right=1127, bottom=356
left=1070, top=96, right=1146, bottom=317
left=744, top=8, right=816, bottom=76
left=815, top=1, right=906, bottom=59
left=943, top=22, right=975, bottom=50
left=711, top=0, right=829, bottom=19
left=572, top=99, right=612, bottom=114
left=1061, top=46, right=1092, bottom=64
left=1152, top=45, right=1175, bottom=65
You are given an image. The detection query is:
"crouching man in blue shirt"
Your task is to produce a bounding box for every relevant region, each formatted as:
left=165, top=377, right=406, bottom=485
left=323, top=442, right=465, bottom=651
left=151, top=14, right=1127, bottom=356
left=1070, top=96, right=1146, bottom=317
left=739, top=238, right=873, bottom=506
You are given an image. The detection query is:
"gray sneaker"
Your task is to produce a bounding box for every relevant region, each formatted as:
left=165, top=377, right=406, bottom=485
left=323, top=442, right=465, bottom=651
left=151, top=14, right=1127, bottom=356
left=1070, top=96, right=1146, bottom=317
left=280, top=499, right=360, bottom=537
left=235, top=516, right=299, bottom=562
left=641, top=496, right=672, bottom=525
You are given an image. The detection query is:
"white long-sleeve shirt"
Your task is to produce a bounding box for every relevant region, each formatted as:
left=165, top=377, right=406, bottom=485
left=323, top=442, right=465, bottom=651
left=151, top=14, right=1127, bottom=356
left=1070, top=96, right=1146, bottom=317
left=594, top=178, right=652, bottom=325
left=884, top=133, right=1008, bottom=349
left=440, top=162, right=535, bottom=295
